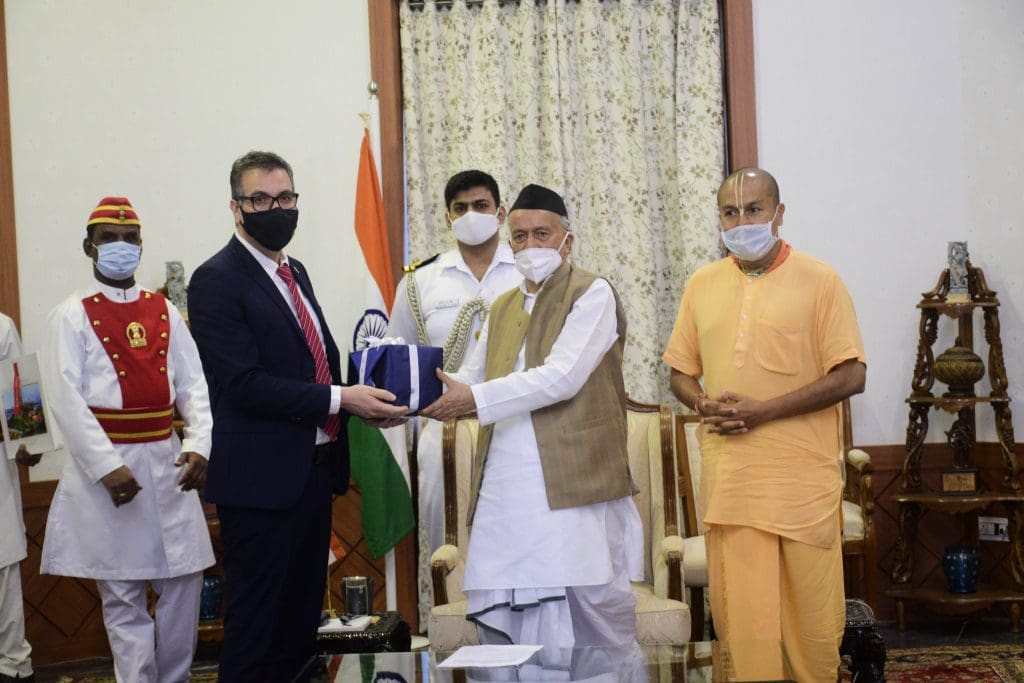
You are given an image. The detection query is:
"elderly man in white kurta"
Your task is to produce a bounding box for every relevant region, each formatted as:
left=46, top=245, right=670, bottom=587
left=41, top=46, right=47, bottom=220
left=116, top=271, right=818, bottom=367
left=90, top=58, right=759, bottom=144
left=40, top=197, right=213, bottom=683
left=422, top=184, right=642, bottom=647
left=0, top=313, right=38, bottom=683
left=387, top=170, right=521, bottom=624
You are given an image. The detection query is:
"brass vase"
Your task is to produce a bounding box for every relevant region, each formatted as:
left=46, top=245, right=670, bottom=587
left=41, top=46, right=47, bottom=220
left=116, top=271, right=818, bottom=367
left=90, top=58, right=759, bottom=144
left=933, top=345, right=985, bottom=396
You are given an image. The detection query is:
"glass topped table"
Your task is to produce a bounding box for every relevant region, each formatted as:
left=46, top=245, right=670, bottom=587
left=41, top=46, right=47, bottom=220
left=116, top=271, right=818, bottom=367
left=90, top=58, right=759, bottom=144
left=300, top=641, right=794, bottom=682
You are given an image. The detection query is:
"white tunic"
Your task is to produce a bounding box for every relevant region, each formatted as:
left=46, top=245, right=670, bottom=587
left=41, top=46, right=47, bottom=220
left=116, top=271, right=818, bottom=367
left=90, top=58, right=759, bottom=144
left=455, top=278, right=643, bottom=593
left=40, top=284, right=215, bottom=580
left=388, top=244, right=522, bottom=542
left=0, top=314, right=27, bottom=569
left=388, top=244, right=521, bottom=621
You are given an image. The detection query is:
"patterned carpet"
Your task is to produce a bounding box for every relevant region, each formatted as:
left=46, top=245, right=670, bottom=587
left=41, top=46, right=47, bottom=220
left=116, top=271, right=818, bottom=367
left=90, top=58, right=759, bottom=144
left=845, top=644, right=1024, bottom=683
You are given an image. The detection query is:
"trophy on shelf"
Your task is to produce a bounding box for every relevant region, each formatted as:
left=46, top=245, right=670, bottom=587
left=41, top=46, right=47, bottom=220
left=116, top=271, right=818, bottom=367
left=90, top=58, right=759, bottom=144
left=930, top=242, right=984, bottom=494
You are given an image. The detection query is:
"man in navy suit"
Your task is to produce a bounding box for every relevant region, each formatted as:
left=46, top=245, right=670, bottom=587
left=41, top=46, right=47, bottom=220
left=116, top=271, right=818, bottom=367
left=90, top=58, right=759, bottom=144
left=188, top=150, right=408, bottom=682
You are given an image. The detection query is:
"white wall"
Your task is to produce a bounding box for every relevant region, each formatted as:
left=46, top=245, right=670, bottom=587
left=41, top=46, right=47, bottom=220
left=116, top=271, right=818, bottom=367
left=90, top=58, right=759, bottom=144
left=6, top=1, right=374, bottom=478
left=752, top=0, right=1024, bottom=446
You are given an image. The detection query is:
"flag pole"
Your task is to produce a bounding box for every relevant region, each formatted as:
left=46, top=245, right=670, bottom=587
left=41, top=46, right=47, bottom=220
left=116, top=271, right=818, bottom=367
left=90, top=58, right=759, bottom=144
left=364, top=80, right=399, bottom=614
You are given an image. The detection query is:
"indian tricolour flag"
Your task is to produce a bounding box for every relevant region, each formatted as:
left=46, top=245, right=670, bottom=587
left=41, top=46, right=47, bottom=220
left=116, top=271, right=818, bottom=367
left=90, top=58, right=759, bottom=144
left=349, top=126, right=415, bottom=594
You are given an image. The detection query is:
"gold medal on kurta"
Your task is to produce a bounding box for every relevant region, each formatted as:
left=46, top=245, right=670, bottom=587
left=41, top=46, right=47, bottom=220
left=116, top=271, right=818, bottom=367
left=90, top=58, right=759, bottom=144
left=126, top=321, right=148, bottom=348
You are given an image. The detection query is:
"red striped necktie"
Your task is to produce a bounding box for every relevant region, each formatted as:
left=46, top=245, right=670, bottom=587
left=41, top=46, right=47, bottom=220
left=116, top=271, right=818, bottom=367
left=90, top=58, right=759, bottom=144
left=276, top=262, right=340, bottom=441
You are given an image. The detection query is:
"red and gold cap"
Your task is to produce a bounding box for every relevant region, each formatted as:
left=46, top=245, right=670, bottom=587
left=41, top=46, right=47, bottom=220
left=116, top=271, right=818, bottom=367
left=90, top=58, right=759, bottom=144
left=87, top=197, right=140, bottom=227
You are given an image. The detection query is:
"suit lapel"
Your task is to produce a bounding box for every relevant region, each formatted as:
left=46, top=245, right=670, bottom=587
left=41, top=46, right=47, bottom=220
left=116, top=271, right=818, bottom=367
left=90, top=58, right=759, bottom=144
left=227, top=238, right=308, bottom=348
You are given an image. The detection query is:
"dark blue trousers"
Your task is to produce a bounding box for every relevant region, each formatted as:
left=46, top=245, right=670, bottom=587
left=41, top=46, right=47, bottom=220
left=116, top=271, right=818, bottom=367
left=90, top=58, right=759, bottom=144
left=216, top=457, right=332, bottom=682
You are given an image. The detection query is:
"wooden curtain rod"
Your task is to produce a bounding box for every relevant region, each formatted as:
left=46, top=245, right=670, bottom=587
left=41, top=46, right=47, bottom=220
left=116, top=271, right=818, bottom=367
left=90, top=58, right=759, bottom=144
left=406, top=0, right=583, bottom=9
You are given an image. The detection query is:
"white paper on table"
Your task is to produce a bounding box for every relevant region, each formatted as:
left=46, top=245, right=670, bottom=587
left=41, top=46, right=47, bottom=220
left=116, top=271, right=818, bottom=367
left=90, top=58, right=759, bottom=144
left=438, top=645, right=543, bottom=669
left=317, top=615, right=372, bottom=633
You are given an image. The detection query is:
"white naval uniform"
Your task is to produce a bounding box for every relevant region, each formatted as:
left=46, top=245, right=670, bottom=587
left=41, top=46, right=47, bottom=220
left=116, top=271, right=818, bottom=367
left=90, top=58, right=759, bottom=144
left=0, top=314, right=33, bottom=680
left=452, top=278, right=644, bottom=648
left=387, top=242, right=521, bottom=624
left=40, top=283, right=214, bottom=683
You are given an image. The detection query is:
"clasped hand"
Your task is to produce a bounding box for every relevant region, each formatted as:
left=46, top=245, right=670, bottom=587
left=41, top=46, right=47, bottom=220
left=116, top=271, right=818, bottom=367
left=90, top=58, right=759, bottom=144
left=701, top=390, right=770, bottom=436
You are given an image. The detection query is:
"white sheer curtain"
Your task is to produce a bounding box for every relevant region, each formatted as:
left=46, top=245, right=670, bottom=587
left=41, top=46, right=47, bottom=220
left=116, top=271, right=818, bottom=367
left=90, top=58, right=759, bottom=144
left=401, top=0, right=724, bottom=404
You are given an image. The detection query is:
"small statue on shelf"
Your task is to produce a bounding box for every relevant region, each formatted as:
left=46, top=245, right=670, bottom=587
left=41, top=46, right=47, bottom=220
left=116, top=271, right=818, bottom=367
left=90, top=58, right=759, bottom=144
left=947, top=241, right=970, bottom=303
left=165, top=261, right=188, bottom=312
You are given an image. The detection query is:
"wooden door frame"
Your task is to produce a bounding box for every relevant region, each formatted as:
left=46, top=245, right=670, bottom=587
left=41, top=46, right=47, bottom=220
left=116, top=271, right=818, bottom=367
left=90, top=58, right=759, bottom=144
left=0, top=0, right=20, bottom=331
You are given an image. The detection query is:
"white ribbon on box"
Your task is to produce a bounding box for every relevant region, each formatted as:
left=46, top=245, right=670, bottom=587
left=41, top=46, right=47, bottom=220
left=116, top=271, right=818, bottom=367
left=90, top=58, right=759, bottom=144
left=357, top=336, right=422, bottom=411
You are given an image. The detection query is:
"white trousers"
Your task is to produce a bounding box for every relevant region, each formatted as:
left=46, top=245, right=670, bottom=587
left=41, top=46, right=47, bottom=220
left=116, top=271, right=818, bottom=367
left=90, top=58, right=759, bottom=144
left=0, top=562, right=32, bottom=679
left=96, top=571, right=202, bottom=683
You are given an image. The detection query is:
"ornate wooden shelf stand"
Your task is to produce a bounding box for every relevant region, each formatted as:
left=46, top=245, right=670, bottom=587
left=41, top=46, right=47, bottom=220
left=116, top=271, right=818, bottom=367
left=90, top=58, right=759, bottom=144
left=886, top=261, right=1024, bottom=631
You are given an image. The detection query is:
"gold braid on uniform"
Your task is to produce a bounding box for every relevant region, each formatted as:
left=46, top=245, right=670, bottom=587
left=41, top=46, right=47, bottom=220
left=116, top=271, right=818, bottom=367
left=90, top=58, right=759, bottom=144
left=442, top=297, right=489, bottom=372
left=404, top=272, right=430, bottom=346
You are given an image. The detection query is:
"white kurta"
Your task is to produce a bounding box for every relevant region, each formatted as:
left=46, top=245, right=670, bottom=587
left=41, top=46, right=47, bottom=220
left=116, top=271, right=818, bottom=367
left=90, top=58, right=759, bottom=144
left=0, top=314, right=27, bottom=570
left=387, top=243, right=521, bottom=621
left=40, top=284, right=214, bottom=580
left=454, top=278, right=643, bottom=598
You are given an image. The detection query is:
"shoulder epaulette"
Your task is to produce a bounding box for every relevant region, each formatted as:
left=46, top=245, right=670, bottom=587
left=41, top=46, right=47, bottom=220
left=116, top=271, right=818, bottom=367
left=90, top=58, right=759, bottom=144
left=403, top=253, right=440, bottom=274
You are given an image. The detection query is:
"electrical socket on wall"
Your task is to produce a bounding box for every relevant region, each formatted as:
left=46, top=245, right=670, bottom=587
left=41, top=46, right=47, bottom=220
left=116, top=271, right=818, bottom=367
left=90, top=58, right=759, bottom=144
left=978, top=516, right=1009, bottom=542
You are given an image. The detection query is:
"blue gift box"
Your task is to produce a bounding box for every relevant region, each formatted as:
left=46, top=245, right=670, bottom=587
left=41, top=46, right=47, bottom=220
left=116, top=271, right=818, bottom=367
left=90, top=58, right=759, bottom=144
left=350, top=343, right=444, bottom=414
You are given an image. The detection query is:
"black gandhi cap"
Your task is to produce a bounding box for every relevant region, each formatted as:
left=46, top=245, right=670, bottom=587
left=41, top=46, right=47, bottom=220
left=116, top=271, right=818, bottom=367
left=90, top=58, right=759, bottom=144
left=510, top=184, right=568, bottom=218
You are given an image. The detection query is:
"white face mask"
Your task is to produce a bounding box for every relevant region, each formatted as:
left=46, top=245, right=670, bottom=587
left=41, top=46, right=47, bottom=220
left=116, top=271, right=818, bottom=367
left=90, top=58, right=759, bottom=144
left=720, top=207, right=779, bottom=261
left=450, top=210, right=499, bottom=246
left=514, top=232, right=569, bottom=284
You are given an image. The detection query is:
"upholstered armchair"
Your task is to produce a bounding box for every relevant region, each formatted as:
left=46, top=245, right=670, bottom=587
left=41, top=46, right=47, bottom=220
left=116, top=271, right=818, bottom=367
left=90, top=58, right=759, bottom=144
left=674, top=413, right=708, bottom=641
left=674, top=398, right=878, bottom=639
left=840, top=398, right=877, bottom=612
left=426, top=400, right=692, bottom=650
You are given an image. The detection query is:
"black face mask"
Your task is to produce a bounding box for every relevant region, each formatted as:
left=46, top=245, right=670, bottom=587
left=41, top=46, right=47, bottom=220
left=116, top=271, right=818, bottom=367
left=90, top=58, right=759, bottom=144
left=240, top=208, right=298, bottom=251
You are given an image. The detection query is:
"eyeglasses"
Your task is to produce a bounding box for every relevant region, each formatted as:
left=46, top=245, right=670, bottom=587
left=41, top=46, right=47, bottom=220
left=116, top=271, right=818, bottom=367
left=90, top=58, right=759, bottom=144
left=235, top=192, right=299, bottom=212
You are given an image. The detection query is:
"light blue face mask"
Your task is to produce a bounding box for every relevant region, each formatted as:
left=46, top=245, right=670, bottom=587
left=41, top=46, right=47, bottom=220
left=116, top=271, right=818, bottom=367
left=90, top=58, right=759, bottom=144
left=720, top=207, right=779, bottom=261
left=94, top=241, right=141, bottom=280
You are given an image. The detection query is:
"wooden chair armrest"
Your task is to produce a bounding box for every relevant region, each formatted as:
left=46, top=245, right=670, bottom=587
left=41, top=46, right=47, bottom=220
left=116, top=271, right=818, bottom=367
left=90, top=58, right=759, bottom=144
left=662, top=535, right=685, bottom=602
left=430, top=544, right=460, bottom=607
left=846, top=447, right=872, bottom=473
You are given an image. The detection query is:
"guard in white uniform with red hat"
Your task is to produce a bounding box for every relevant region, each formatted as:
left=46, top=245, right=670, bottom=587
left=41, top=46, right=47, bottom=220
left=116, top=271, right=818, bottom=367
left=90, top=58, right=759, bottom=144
left=40, top=197, right=214, bottom=683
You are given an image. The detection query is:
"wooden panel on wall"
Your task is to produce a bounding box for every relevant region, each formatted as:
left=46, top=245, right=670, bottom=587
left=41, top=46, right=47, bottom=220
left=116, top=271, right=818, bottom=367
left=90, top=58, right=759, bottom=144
left=19, top=483, right=111, bottom=665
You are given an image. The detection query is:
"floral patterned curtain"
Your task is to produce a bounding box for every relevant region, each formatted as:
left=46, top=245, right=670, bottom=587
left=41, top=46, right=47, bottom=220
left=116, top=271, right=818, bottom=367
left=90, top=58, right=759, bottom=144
left=400, top=0, right=724, bottom=405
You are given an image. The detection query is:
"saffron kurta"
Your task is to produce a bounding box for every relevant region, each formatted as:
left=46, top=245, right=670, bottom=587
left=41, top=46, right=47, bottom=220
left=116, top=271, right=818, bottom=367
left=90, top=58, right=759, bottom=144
left=663, top=244, right=866, bottom=682
left=41, top=284, right=214, bottom=580
left=663, top=246, right=865, bottom=547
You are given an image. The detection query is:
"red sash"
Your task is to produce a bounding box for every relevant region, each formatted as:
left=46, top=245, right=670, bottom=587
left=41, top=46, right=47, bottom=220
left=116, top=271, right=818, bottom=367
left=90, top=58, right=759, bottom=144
left=82, top=291, right=174, bottom=443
